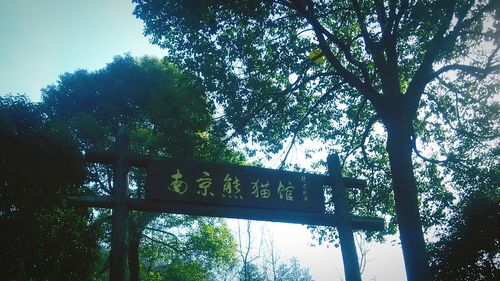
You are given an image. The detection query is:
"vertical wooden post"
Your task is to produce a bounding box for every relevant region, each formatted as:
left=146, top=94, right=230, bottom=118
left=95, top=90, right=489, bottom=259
left=327, top=154, right=362, bottom=281
left=109, top=126, right=129, bottom=281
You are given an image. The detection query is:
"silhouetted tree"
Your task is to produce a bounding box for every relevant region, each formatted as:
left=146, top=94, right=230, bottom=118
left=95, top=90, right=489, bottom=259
left=41, top=55, right=241, bottom=280
left=133, top=1, right=499, bottom=280
left=0, top=95, right=100, bottom=281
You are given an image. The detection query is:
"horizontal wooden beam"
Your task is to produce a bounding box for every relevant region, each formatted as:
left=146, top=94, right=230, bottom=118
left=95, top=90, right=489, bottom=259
left=67, top=195, right=384, bottom=231
left=84, top=151, right=150, bottom=167
left=83, top=151, right=367, bottom=189
left=68, top=195, right=115, bottom=208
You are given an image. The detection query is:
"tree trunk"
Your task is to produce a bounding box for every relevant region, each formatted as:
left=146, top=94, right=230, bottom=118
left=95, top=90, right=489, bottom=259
left=385, top=117, right=432, bottom=281
left=128, top=226, right=141, bottom=281
left=128, top=213, right=156, bottom=281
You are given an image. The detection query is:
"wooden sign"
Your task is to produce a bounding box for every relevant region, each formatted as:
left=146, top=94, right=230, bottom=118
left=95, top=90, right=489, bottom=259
left=145, top=158, right=326, bottom=213
left=73, top=129, right=380, bottom=281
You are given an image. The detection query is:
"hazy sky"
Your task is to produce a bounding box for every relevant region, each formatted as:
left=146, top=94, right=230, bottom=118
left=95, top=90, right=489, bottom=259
left=0, top=1, right=406, bottom=280
left=0, top=0, right=164, bottom=101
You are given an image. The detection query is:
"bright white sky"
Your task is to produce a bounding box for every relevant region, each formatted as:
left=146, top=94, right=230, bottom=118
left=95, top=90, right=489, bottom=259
left=0, top=1, right=406, bottom=280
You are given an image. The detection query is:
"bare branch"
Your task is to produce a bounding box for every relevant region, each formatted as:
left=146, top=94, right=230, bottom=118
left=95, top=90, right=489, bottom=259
left=238, top=220, right=257, bottom=281
left=355, top=232, right=370, bottom=274
left=279, top=133, right=299, bottom=170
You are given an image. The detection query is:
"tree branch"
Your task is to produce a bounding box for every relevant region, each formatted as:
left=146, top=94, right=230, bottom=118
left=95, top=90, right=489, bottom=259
left=390, top=0, right=410, bottom=35
left=429, top=41, right=500, bottom=82
left=350, top=0, right=388, bottom=73
left=410, top=129, right=449, bottom=164
left=406, top=0, right=457, bottom=113
left=144, top=227, right=181, bottom=242
left=90, top=215, right=112, bottom=229
left=350, top=0, right=380, bottom=57
left=448, top=1, right=493, bottom=41
left=283, top=70, right=338, bottom=96
left=431, top=63, right=500, bottom=81
left=278, top=87, right=339, bottom=169
left=344, top=97, right=368, bottom=157
left=300, top=4, right=372, bottom=83
left=291, top=0, right=383, bottom=111
left=89, top=163, right=112, bottom=195
left=142, top=234, right=183, bottom=253
left=374, top=0, right=388, bottom=29
left=425, top=89, right=500, bottom=140
left=345, top=114, right=379, bottom=164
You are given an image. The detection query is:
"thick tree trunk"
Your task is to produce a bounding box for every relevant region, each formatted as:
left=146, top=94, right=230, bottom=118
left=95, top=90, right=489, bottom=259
left=128, top=226, right=141, bottom=281
left=128, top=213, right=156, bottom=281
left=385, top=118, right=432, bottom=281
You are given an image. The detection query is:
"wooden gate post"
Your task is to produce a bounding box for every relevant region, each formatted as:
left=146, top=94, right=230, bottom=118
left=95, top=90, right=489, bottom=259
left=109, top=126, right=130, bottom=281
left=328, top=154, right=362, bottom=281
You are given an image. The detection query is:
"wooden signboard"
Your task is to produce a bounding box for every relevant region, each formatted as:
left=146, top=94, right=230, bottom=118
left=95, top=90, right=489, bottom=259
left=71, top=128, right=382, bottom=281
left=145, top=159, right=325, bottom=213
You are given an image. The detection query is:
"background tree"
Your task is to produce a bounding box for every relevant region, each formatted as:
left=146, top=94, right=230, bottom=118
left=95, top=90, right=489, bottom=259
left=133, top=1, right=499, bottom=280
left=235, top=221, right=315, bottom=281
left=0, top=95, right=100, bottom=281
left=140, top=216, right=238, bottom=281
left=42, top=55, right=241, bottom=280
left=237, top=220, right=262, bottom=281
left=275, top=257, right=314, bottom=281
left=429, top=154, right=499, bottom=281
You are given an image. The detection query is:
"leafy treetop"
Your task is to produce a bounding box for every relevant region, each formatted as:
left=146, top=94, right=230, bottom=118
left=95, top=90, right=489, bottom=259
left=133, top=1, right=499, bottom=281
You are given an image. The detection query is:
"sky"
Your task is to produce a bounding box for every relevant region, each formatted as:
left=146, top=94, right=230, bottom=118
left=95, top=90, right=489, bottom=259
left=0, top=1, right=406, bottom=280
left=0, top=0, right=164, bottom=101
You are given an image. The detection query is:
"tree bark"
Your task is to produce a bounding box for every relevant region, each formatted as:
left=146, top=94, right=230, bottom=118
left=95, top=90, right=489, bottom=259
left=128, top=213, right=157, bottom=281
left=128, top=221, right=141, bottom=281
left=385, top=116, right=432, bottom=281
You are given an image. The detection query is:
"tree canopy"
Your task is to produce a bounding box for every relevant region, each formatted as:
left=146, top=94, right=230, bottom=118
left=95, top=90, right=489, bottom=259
left=133, top=1, right=499, bottom=280
left=0, top=95, right=100, bottom=280
left=429, top=153, right=499, bottom=281
left=41, top=55, right=242, bottom=280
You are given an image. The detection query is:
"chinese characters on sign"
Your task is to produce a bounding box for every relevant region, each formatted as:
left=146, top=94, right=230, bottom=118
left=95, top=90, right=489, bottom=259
left=169, top=169, right=187, bottom=194
left=196, top=171, right=213, bottom=197
left=146, top=159, right=325, bottom=213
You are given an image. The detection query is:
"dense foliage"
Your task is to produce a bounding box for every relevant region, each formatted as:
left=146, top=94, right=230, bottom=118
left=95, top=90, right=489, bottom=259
left=41, top=55, right=242, bottom=280
left=133, top=1, right=499, bottom=280
left=139, top=216, right=238, bottom=280
left=0, top=95, right=100, bottom=280
left=429, top=158, right=500, bottom=281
